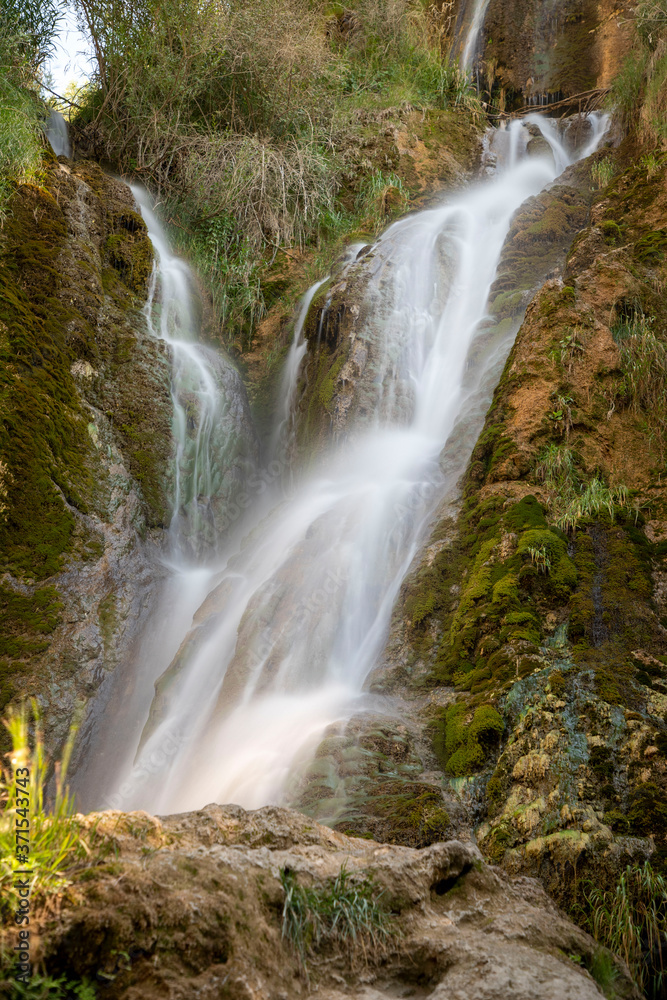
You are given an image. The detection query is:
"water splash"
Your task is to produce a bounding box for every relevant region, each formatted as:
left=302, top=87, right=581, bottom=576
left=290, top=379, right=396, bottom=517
left=97, top=113, right=609, bottom=815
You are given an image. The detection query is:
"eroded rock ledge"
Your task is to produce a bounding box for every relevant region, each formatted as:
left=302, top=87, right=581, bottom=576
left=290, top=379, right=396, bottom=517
left=25, top=804, right=638, bottom=999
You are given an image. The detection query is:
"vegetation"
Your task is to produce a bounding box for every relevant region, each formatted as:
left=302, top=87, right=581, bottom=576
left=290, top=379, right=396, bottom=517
left=70, top=0, right=480, bottom=345
left=0, top=1, right=60, bottom=221
left=610, top=0, right=667, bottom=142
left=585, top=862, right=666, bottom=998
left=10, top=974, right=97, bottom=999
left=535, top=444, right=628, bottom=534
left=591, top=157, right=614, bottom=190
left=0, top=701, right=101, bottom=917
left=612, top=312, right=667, bottom=456
left=280, top=864, right=392, bottom=969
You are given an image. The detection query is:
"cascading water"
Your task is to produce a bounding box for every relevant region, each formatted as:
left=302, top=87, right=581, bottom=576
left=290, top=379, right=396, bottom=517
left=72, top=189, right=259, bottom=810
left=93, top=111, right=610, bottom=815
left=45, top=109, right=71, bottom=158
left=132, top=188, right=258, bottom=561
left=459, top=0, right=492, bottom=72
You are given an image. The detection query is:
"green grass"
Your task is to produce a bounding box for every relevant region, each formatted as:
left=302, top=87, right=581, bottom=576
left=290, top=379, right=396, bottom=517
left=9, top=973, right=97, bottom=999
left=535, top=444, right=628, bottom=533
left=586, top=862, right=666, bottom=997
left=591, top=158, right=614, bottom=190
left=0, top=71, right=43, bottom=223
left=611, top=312, right=667, bottom=456
left=280, top=864, right=392, bottom=970
left=0, top=701, right=104, bottom=917
left=609, top=49, right=648, bottom=131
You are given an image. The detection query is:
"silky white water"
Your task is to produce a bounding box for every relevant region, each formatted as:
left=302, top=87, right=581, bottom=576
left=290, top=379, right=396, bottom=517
left=95, top=111, right=609, bottom=815
left=45, top=109, right=71, bottom=158
left=460, top=0, right=492, bottom=71
left=133, top=188, right=257, bottom=561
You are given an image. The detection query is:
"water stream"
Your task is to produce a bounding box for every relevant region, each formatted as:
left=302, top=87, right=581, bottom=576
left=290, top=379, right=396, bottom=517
left=91, top=110, right=609, bottom=815
left=460, top=0, right=492, bottom=71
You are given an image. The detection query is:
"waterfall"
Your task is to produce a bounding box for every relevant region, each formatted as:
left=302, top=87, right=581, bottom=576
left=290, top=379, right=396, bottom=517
left=460, top=0, right=492, bottom=72
left=93, top=112, right=610, bottom=815
left=71, top=189, right=259, bottom=811
left=131, top=188, right=258, bottom=561
left=45, top=108, right=71, bottom=158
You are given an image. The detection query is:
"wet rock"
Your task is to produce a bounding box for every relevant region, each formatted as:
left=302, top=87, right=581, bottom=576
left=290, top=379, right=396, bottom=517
left=9, top=803, right=638, bottom=999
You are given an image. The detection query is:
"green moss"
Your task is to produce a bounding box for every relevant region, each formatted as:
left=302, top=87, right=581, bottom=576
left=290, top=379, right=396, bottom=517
left=601, top=220, right=623, bottom=246
left=406, top=590, right=436, bottom=627
left=634, top=229, right=667, bottom=264
left=627, top=782, right=667, bottom=837
left=0, top=582, right=62, bottom=711
left=104, top=211, right=153, bottom=295
left=504, top=495, right=548, bottom=532
left=98, top=592, right=118, bottom=650
left=439, top=702, right=504, bottom=777
left=492, top=572, right=519, bottom=608
left=0, top=180, right=93, bottom=579
left=318, top=351, right=347, bottom=411
left=548, top=668, right=566, bottom=696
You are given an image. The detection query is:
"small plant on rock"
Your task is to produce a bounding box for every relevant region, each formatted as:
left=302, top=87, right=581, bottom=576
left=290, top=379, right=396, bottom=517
left=280, top=863, right=392, bottom=970
left=0, top=701, right=102, bottom=919
left=591, top=157, right=614, bottom=190
left=535, top=444, right=629, bottom=534
left=586, top=861, right=666, bottom=997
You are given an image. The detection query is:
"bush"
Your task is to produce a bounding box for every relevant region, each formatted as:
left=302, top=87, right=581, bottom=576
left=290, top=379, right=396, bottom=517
left=0, top=1, right=58, bottom=222
left=70, top=0, right=480, bottom=344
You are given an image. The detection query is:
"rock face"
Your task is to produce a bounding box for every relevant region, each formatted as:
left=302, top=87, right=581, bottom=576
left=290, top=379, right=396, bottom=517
left=369, top=132, right=667, bottom=903
left=23, top=804, right=637, bottom=999
left=451, top=0, right=635, bottom=106
left=0, top=155, right=174, bottom=755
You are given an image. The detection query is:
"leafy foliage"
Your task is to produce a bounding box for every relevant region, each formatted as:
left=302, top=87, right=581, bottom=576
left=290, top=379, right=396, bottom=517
left=0, top=1, right=57, bottom=221
left=0, top=0, right=62, bottom=74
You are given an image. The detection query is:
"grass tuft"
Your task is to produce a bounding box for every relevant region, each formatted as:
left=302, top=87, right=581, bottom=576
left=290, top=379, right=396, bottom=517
left=586, top=862, right=666, bottom=997
left=535, top=444, right=628, bottom=533
left=280, top=863, right=392, bottom=970
left=0, top=701, right=105, bottom=916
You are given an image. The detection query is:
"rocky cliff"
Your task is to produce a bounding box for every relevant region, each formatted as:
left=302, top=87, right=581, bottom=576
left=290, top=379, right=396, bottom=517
left=0, top=154, right=173, bottom=757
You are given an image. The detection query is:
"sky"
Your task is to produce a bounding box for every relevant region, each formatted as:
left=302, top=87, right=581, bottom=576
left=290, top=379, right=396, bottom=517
left=44, top=5, right=94, bottom=95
